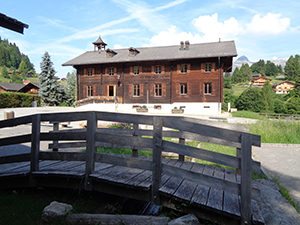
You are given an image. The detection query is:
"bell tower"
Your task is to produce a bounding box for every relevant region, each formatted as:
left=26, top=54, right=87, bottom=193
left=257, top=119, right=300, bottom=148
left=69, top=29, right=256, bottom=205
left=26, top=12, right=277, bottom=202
left=93, top=36, right=107, bottom=51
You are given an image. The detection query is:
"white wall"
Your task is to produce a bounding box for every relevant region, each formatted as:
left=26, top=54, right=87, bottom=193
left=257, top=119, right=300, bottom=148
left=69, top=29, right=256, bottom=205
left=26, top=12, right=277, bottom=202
left=79, top=102, right=221, bottom=116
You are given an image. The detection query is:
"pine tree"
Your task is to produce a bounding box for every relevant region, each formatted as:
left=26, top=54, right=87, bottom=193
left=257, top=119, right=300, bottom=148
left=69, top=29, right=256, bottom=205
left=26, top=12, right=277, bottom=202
left=285, top=55, right=300, bottom=82
left=66, top=71, right=76, bottom=105
left=39, top=52, right=66, bottom=106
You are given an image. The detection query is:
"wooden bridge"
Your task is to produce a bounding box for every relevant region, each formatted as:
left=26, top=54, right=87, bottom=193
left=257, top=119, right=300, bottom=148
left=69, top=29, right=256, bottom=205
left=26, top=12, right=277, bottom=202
left=0, top=111, right=264, bottom=225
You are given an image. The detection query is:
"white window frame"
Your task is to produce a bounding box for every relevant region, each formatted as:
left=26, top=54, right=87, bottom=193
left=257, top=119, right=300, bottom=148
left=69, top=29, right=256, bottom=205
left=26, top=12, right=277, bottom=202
left=133, top=84, right=140, bottom=97
left=204, top=83, right=212, bottom=95
left=154, top=83, right=162, bottom=97
left=108, top=67, right=115, bottom=75
left=205, top=63, right=212, bottom=72
left=87, top=86, right=93, bottom=97
left=155, top=65, right=162, bottom=74
left=133, top=66, right=139, bottom=75
left=180, top=64, right=188, bottom=73
left=180, top=83, right=187, bottom=95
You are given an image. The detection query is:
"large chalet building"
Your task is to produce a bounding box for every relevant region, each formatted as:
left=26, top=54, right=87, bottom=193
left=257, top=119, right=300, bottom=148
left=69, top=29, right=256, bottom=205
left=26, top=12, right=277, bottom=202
left=63, top=37, right=237, bottom=115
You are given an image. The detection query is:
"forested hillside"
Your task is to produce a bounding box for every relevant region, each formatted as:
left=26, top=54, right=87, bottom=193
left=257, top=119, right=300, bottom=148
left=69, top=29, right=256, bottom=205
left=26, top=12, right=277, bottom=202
left=0, top=37, right=36, bottom=83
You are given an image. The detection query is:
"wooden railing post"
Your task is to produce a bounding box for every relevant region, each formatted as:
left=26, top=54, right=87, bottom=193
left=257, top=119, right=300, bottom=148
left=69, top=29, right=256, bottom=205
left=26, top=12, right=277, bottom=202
left=132, top=123, right=139, bottom=157
left=178, top=137, right=185, bottom=162
left=52, top=122, right=59, bottom=152
left=31, top=114, right=41, bottom=172
left=152, top=117, right=163, bottom=203
left=240, top=133, right=252, bottom=225
left=85, top=112, right=96, bottom=188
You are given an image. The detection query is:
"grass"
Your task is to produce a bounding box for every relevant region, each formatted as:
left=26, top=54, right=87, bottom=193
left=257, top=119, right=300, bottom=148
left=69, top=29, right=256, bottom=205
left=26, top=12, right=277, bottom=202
left=273, top=177, right=300, bottom=213
left=231, top=111, right=266, bottom=120
left=249, top=120, right=300, bottom=144
left=232, top=83, right=249, bottom=96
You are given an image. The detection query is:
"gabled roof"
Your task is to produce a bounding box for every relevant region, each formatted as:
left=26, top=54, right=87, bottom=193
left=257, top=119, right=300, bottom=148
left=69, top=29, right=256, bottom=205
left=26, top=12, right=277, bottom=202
left=0, top=13, right=28, bottom=34
left=0, top=82, right=39, bottom=92
left=0, top=82, right=24, bottom=91
left=63, top=40, right=237, bottom=66
left=93, top=36, right=107, bottom=46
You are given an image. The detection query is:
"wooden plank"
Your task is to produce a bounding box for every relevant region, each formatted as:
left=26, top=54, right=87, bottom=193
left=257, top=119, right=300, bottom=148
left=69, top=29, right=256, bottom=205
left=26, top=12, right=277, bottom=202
left=0, top=162, right=30, bottom=173
left=152, top=117, right=163, bottom=203
left=163, top=141, right=239, bottom=168
left=40, top=111, right=88, bottom=122
left=95, top=154, right=152, bottom=170
left=31, top=114, right=40, bottom=172
left=109, top=167, right=144, bottom=184
left=0, top=115, right=32, bottom=128
left=49, top=141, right=86, bottom=149
left=0, top=153, right=30, bottom=164
left=173, top=179, right=198, bottom=202
left=132, top=123, right=139, bottom=157
left=203, top=165, right=214, bottom=177
left=95, top=133, right=153, bottom=149
left=180, top=161, right=193, bottom=171
left=191, top=163, right=205, bottom=174
left=40, top=132, right=86, bottom=141
left=94, top=162, right=113, bottom=172
left=240, top=133, right=252, bottom=225
left=180, top=131, right=241, bottom=148
left=96, top=111, right=154, bottom=125
left=126, top=170, right=152, bottom=186
left=52, top=122, right=59, bottom=151
left=162, top=164, right=240, bottom=194
left=159, top=176, right=183, bottom=196
left=85, top=112, right=96, bottom=179
left=224, top=169, right=237, bottom=183
left=163, top=117, right=261, bottom=147
left=39, top=152, right=86, bottom=161
left=178, top=137, right=185, bottom=162
left=0, top=134, right=32, bottom=146
left=251, top=200, right=265, bottom=225
left=206, top=188, right=223, bottom=211
left=223, top=191, right=240, bottom=216
left=191, top=184, right=210, bottom=206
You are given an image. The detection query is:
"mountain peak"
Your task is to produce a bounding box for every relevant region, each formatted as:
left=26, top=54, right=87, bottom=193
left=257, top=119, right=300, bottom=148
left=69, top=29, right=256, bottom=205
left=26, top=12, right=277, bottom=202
left=236, top=55, right=250, bottom=62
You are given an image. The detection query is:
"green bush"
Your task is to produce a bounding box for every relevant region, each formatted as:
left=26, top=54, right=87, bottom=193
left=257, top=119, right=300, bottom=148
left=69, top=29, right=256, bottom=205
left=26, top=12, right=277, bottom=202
left=236, top=88, right=264, bottom=112
left=0, top=92, right=40, bottom=108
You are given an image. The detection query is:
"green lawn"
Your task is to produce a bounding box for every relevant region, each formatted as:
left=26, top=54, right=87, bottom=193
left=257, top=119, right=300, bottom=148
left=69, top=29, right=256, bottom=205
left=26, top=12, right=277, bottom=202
left=232, top=83, right=249, bottom=96
left=231, top=111, right=266, bottom=120
left=249, top=120, right=300, bottom=144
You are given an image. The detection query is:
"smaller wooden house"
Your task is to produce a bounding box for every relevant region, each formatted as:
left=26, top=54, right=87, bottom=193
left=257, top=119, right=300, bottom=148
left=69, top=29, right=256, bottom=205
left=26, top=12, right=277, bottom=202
left=0, top=81, right=39, bottom=94
left=251, top=76, right=271, bottom=87
left=273, top=81, right=295, bottom=94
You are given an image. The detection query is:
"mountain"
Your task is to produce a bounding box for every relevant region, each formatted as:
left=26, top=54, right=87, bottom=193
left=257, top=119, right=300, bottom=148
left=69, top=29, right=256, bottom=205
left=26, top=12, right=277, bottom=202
left=233, top=55, right=287, bottom=70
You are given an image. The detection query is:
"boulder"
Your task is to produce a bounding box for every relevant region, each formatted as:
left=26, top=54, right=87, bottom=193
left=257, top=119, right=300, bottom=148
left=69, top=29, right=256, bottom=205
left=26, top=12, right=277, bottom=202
left=168, top=214, right=200, bottom=225
left=42, top=201, right=73, bottom=224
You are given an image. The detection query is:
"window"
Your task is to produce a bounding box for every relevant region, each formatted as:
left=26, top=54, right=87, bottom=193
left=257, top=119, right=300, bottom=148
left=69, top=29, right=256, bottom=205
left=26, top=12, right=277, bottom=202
left=155, top=65, right=161, bottom=74
left=87, top=68, right=93, bottom=76
left=108, top=85, right=114, bottom=96
left=204, top=83, right=212, bottom=95
left=133, top=84, right=140, bottom=97
left=108, top=67, right=114, bottom=75
left=154, top=83, right=162, bottom=97
left=87, top=86, right=93, bottom=97
left=133, top=66, right=139, bottom=75
left=180, top=64, right=188, bottom=73
left=180, top=83, right=187, bottom=95
left=205, top=63, right=212, bottom=72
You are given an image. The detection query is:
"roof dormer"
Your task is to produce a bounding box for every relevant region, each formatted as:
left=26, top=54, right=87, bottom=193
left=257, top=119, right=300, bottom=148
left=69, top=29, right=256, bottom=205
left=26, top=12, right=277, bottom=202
left=128, top=47, right=140, bottom=56
left=106, top=48, right=117, bottom=57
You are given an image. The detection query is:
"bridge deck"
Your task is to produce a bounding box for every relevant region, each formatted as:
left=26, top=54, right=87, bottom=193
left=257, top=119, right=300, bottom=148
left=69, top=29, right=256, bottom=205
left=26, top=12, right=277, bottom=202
left=0, top=158, right=264, bottom=225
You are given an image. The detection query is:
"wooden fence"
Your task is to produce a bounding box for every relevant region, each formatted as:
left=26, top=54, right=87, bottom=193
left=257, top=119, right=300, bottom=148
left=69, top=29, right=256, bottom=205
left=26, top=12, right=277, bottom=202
left=0, top=111, right=261, bottom=225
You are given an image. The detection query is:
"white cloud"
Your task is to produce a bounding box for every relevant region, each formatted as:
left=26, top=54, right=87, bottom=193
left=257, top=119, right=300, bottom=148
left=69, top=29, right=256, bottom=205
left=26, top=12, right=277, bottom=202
left=148, top=25, right=202, bottom=46
left=246, top=13, right=290, bottom=35
left=192, top=13, right=243, bottom=41
left=148, top=12, right=292, bottom=47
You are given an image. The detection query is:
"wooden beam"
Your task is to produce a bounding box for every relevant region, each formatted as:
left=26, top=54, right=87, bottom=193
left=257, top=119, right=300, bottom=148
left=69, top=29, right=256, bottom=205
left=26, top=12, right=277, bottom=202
left=152, top=117, right=163, bottom=203
left=240, top=133, right=252, bottom=225
left=85, top=112, right=96, bottom=187
left=0, top=134, right=31, bottom=146
left=30, top=114, right=40, bottom=172
left=0, top=153, right=30, bottom=164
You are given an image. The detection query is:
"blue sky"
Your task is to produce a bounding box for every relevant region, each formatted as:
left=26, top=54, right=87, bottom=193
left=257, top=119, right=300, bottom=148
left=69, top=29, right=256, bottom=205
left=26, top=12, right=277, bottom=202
left=1, top=0, right=299, bottom=77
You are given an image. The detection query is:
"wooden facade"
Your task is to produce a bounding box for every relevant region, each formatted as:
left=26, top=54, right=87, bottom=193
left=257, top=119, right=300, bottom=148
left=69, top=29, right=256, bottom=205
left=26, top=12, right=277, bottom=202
left=64, top=39, right=237, bottom=106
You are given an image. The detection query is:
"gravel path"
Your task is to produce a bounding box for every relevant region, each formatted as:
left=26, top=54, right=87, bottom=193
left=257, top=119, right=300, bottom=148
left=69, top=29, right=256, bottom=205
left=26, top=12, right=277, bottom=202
left=253, top=144, right=300, bottom=209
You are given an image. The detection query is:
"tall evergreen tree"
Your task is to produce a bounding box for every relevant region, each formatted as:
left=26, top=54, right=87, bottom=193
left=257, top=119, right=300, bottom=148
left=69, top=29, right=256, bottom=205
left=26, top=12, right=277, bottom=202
left=265, top=60, right=279, bottom=76
left=1, top=66, right=9, bottom=79
left=66, top=71, right=77, bottom=105
left=285, top=55, right=300, bottom=82
left=39, top=52, right=66, bottom=106
left=232, top=64, right=251, bottom=83
left=251, top=59, right=265, bottom=75
left=261, top=82, right=274, bottom=112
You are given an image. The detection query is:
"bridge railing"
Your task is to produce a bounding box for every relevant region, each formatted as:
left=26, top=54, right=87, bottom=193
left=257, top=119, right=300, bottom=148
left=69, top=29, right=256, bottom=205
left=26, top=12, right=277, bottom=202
left=0, top=111, right=260, bottom=225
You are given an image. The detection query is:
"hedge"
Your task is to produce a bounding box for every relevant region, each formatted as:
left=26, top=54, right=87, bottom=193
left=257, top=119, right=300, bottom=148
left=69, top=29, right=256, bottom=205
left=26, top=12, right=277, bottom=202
left=0, top=92, right=40, bottom=108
